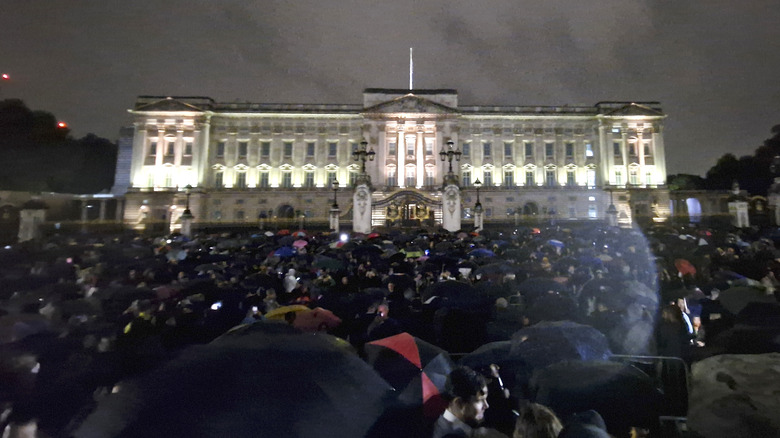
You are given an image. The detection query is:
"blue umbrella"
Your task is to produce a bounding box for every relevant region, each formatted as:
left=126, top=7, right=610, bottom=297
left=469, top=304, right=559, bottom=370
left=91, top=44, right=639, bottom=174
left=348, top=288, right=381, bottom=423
left=274, top=246, right=297, bottom=258
left=468, top=248, right=496, bottom=258
left=547, top=239, right=565, bottom=249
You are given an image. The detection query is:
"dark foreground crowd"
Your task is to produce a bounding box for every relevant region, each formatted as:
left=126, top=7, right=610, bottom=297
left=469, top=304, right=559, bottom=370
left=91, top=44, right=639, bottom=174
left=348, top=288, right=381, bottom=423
left=1, top=222, right=779, bottom=437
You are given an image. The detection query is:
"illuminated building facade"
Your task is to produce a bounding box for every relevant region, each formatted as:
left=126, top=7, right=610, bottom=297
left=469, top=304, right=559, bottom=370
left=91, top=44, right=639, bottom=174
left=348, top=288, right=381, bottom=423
left=120, top=88, right=670, bottom=231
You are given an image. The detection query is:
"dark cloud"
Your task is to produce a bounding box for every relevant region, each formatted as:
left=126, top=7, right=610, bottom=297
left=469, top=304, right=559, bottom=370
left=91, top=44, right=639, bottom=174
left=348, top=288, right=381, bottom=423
left=1, top=0, right=779, bottom=175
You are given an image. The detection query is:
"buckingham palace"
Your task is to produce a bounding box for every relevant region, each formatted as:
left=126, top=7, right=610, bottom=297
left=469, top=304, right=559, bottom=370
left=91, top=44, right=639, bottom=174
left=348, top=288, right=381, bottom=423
left=116, top=88, right=671, bottom=233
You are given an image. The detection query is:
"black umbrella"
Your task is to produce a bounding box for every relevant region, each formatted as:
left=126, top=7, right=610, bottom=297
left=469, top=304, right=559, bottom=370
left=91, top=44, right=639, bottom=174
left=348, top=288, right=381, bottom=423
left=74, top=322, right=393, bottom=438
left=719, top=286, right=777, bottom=315
left=510, top=321, right=612, bottom=370
left=518, top=278, right=568, bottom=306
left=530, top=361, right=664, bottom=437
left=421, top=280, right=475, bottom=303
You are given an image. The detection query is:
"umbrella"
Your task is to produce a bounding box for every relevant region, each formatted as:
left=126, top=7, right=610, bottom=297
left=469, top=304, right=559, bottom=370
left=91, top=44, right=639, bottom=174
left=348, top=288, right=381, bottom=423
left=367, top=232, right=381, bottom=239
left=74, top=322, right=393, bottom=438
left=273, top=246, right=297, bottom=258
left=365, top=332, right=454, bottom=418
left=421, top=280, right=476, bottom=303
left=264, top=304, right=312, bottom=321
left=292, top=239, right=308, bottom=249
left=510, top=321, right=612, bottom=370
left=277, top=229, right=291, bottom=236
left=290, top=307, right=342, bottom=332
left=467, top=248, right=495, bottom=258
left=312, top=255, right=344, bottom=272
left=351, top=244, right=384, bottom=257
left=518, top=278, right=568, bottom=306
left=674, top=259, right=696, bottom=276
left=530, top=361, right=663, bottom=437
left=278, top=235, right=295, bottom=246
left=718, top=286, right=777, bottom=315
left=264, top=231, right=274, bottom=237
left=525, top=294, right=580, bottom=324
left=293, top=230, right=307, bottom=237
left=547, top=239, right=565, bottom=249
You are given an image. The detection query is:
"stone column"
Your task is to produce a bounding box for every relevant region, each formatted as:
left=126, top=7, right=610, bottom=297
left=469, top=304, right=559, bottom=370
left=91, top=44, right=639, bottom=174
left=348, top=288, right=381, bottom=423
left=353, top=184, right=372, bottom=234
left=80, top=200, right=88, bottom=222
left=441, top=183, right=461, bottom=232
left=18, top=206, right=46, bottom=242
left=474, top=207, right=484, bottom=232
left=98, top=200, right=107, bottom=221
left=329, top=207, right=340, bottom=232
left=416, top=127, right=425, bottom=188
left=397, top=127, right=405, bottom=188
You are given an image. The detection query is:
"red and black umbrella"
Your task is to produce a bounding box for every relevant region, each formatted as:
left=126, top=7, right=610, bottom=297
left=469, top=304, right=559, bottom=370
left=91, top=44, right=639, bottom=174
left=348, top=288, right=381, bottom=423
left=365, top=332, right=454, bottom=418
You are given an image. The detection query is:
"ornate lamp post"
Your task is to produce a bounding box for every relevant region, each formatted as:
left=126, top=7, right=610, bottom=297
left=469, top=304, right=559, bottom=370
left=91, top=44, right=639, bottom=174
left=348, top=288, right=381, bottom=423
left=473, top=178, right=484, bottom=231
left=439, top=140, right=462, bottom=176
left=352, top=141, right=376, bottom=182
left=180, top=184, right=194, bottom=237
left=330, top=179, right=340, bottom=232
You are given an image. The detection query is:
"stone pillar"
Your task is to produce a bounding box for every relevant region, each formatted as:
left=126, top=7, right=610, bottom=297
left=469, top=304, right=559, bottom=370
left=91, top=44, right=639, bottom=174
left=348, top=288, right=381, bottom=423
left=442, top=184, right=461, bottom=232
left=98, top=200, right=107, bottom=221
left=416, top=127, right=425, bottom=188
left=18, top=206, right=46, bottom=242
left=353, top=184, right=372, bottom=234
left=729, top=201, right=750, bottom=228
left=397, top=127, right=406, bottom=188
left=474, top=207, right=484, bottom=232
left=80, top=200, right=88, bottom=222
left=329, top=207, right=340, bottom=232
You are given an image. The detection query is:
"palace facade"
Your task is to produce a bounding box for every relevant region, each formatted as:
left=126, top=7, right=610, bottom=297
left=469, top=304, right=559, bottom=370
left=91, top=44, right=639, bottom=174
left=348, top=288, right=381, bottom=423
left=118, top=88, right=671, bottom=231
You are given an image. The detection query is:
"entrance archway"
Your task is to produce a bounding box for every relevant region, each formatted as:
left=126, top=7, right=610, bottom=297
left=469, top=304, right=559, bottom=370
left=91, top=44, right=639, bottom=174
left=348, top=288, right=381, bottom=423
left=373, top=190, right=441, bottom=229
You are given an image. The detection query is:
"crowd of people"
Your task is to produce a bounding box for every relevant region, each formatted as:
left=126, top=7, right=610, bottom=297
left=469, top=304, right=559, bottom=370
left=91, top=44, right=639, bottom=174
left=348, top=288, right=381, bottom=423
left=1, top=221, right=779, bottom=436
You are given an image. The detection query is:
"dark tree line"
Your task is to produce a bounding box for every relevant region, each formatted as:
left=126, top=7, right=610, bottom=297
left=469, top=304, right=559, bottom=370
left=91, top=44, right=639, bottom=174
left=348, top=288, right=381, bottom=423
left=0, top=99, right=117, bottom=194
left=668, top=124, right=780, bottom=196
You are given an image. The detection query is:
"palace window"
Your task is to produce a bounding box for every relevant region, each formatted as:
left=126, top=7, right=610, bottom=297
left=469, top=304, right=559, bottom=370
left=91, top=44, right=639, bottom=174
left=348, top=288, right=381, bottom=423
left=164, top=172, right=173, bottom=188
left=350, top=171, right=358, bottom=187
left=646, top=172, right=653, bottom=186
left=388, top=141, right=397, bottom=156
left=386, top=168, right=397, bottom=187
left=283, top=142, right=293, bottom=158
left=629, top=143, right=637, bottom=157
left=149, top=141, right=158, bottom=157
left=215, top=170, right=224, bottom=188
left=236, top=172, right=247, bottom=189
left=425, top=168, right=435, bottom=187
left=565, top=142, right=574, bottom=159
left=615, top=170, right=623, bottom=186
left=546, top=169, right=556, bottom=187
left=525, top=142, right=533, bottom=158
left=327, top=170, right=337, bottom=187
left=306, top=142, right=315, bottom=157
left=216, top=142, right=225, bottom=158
left=260, top=141, right=270, bottom=158
left=166, top=141, right=175, bottom=156
left=184, top=142, right=193, bottom=156
left=259, top=172, right=269, bottom=188
left=504, top=142, right=513, bottom=159
left=587, top=169, right=596, bottom=188
left=585, top=143, right=593, bottom=157
left=613, top=142, right=621, bottom=157
left=462, top=170, right=471, bottom=187
left=504, top=171, right=514, bottom=187
left=588, top=205, right=597, bottom=219
left=235, top=210, right=245, bottom=220
left=545, top=143, right=554, bottom=158
left=238, top=141, right=248, bottom=158
left=281, top=172, right=292, bottom=188
left=405, top=167, right=415, bottom=187
left=483, top=142, right=492, bottom=158
left=483, top=170, right=493, bottom=186
left=462, top=143, right=470, bottom=157
left=328, top=142, right=338, bottom=157
left=406, top=135, right=415, bottom=156
left=644, top=141, right=652, bottom=156
left=425, top=139, right=434, bottom=156
left=567, top=169, right=576, bottom=186
left=526, top=170, right=535, bottom=186
left=304, top=172, right=315, bottom=188
left=629, top=168, right=638, bottom=185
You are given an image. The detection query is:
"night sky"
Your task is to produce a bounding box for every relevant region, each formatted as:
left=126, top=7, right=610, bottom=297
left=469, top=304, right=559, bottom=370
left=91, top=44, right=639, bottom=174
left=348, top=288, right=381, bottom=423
left=2, top=0, right=779, bottom=176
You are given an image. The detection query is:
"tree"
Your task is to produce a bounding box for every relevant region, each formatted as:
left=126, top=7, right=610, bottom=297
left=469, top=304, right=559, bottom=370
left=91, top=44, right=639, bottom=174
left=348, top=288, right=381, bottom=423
left=0, top=99, right=117, bottom=193
left=667, top=174, right=705, bottom=191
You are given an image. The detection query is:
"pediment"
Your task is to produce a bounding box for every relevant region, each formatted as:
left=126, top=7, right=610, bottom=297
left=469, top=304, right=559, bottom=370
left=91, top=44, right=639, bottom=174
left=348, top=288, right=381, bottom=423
left=363, top=94, right=457, bottom=115
left=135, top=98, right=205, bottom=112
left=604, top=103, right=663, bottom=117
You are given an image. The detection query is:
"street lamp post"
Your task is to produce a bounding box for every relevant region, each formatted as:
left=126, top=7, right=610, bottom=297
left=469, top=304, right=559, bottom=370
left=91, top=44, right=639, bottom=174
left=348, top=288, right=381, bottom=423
left=439, top=140, right=462, bottom=176
left=473, top=178, right=484, bottom=231
left=330, top=179, right=340, bottom=232
left=606, top=187, right=618, bottom=227
left=352, top=141, right=376, bottom=182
